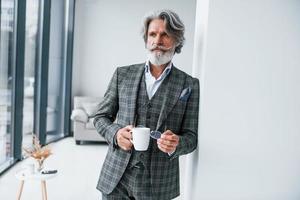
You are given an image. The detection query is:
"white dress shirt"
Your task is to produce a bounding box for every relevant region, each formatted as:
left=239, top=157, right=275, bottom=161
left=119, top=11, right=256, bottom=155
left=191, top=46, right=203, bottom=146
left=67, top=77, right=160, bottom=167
left=144, top=61, right=172, bottom=99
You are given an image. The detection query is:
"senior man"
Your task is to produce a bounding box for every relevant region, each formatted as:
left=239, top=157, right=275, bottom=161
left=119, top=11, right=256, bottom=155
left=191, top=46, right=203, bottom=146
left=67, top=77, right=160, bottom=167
left=94, top=9, right=199, bottom=200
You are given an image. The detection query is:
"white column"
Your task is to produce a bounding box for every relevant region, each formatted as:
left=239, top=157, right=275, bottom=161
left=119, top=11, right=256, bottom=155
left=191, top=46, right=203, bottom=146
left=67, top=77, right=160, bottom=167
left=183, top=0, right=210, bottom=199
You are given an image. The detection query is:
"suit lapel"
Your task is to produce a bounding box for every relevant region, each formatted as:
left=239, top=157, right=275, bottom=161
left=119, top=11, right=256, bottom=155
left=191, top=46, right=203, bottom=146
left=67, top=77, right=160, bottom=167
left=156, top=66, right=185, bottom=130
left=125, top=63, right=145, bottom=125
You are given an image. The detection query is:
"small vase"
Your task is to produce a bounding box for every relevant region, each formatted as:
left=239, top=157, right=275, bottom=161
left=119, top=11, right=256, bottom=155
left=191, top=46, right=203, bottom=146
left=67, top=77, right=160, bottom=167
left=35, top=160, right=44, bottom=173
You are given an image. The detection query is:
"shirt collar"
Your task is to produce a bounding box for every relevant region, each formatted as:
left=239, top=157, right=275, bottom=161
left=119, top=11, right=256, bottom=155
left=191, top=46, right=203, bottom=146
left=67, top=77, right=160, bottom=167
left=144, top=60, right=173, bottom=79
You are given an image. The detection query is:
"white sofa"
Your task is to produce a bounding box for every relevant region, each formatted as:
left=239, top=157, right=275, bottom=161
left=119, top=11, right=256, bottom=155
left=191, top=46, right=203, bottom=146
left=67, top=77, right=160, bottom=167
left=71, top=96, right=105, bottom=144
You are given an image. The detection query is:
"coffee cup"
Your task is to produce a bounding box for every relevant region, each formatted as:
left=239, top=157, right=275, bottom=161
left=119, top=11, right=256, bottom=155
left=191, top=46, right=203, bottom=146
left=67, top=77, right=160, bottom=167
left=131, top=127, right=150, bottom=151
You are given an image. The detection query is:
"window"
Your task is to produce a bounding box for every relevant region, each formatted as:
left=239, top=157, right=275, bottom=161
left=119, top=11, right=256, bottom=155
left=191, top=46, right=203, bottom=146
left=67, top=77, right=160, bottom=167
left=0, top=0, right=15, bottom=171
left=46, top=0, right=68, bottom=142
left=0, top=0, right=75, bottom=173
left=22, top=0, right=40, bottom=153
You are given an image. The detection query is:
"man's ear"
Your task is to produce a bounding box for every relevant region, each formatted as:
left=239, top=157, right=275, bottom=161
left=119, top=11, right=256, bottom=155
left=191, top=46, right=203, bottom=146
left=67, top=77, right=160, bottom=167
left=173, top=43, right=180, bottom=54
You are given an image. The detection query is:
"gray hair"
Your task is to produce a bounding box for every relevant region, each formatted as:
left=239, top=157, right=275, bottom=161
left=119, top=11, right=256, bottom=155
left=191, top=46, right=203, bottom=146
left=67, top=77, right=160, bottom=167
left=142, top=9, right=185, bottom=54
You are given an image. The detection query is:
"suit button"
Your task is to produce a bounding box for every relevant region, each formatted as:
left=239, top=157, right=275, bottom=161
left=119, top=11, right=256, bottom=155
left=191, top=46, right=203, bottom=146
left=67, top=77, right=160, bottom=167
left=140, top=154, right=144, bottom=159
left=147, top=103, right=152, bottom=108
left=147, top=115, right=151, bottom=119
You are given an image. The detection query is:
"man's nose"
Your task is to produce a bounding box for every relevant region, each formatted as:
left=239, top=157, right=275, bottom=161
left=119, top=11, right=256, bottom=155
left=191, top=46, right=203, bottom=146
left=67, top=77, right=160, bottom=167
left=153, top=35, right=163, bottom=45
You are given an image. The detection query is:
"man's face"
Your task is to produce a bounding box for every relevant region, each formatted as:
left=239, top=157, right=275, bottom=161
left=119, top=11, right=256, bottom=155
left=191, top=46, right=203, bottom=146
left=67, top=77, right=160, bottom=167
left=146, top=19, right=176, bottom=66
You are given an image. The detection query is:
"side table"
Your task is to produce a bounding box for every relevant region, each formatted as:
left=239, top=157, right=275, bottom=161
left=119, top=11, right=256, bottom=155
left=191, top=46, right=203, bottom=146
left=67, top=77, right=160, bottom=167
left=15, top=169, right=58, bottom=200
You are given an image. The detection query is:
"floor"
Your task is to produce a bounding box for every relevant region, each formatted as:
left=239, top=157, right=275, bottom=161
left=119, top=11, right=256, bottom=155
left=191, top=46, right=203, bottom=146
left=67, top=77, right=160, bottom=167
left=0, top=137, right=185, bottom=200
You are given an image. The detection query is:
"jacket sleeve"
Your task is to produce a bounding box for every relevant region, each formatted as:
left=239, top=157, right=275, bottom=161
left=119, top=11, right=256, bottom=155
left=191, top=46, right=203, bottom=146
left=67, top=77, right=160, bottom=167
left=170, top=77, right=199, bottom=159
left=93, top=68, right=122, bottom=146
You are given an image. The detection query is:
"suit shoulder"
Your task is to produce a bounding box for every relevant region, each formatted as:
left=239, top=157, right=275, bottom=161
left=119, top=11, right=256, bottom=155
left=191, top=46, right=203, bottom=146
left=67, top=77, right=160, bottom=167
left=113, top=63, right=144, bottom=80
left=117, top=63, right=145, bottom=72
left=172, top=66, right=199, bottom=83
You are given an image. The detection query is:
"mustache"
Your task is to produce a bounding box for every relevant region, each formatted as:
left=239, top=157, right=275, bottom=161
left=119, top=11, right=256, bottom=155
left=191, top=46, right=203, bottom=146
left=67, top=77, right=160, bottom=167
left=148, top=44, right=173, bottom=51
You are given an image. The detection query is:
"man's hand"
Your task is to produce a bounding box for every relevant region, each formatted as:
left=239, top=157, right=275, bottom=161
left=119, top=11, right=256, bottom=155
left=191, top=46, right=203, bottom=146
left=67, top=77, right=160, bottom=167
left=157, top=130, right=179, bottom=154
left=116, top=125, right=133, bottom=151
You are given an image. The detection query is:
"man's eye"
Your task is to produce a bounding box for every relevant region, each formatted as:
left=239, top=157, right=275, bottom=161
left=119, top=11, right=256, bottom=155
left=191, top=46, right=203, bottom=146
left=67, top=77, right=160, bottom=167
left=149, top=33, right=156, bottom=37
left=162, top=33, right=169, bottom=38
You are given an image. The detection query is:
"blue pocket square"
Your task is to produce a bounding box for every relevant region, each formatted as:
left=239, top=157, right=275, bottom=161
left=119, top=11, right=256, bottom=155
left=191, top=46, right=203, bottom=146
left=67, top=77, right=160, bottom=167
left=179, top=87, right=192, bottom=101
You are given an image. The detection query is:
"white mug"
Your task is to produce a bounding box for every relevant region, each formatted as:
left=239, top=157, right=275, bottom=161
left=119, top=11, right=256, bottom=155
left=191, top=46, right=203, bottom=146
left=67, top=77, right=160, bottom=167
left=131, top=127, right=150, bottom=151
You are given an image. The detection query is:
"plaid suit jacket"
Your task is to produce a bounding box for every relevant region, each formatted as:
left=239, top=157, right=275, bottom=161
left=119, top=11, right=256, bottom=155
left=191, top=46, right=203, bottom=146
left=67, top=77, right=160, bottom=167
left=94, top=63, right=199, bottom=199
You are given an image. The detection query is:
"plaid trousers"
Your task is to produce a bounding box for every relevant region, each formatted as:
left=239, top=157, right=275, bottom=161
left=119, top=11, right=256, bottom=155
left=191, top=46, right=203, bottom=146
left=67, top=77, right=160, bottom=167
left=102, top=164, right=152, bottom=200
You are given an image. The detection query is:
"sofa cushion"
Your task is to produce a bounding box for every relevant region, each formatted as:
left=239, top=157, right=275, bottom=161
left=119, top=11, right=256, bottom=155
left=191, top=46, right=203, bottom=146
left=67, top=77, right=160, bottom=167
left=81, top=102, right=99, bottom=117
left=71, top=109, right=88, bottom=123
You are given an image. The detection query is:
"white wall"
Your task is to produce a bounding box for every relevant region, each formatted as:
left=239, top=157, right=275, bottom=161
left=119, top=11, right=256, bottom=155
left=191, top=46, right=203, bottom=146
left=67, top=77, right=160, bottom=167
left=72, top=0, right=196, bottom=97
left=192, top=0, right=300, bottom=199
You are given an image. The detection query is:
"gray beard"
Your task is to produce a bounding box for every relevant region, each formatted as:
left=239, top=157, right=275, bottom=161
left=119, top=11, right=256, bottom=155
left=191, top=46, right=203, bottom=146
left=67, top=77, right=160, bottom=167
left=147, top=49, right=175, bottom=66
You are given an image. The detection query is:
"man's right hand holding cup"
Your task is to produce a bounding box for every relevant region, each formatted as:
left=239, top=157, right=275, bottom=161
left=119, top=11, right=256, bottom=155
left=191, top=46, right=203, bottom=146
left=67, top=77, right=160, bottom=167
left=115, top=125, right=133, bottom=151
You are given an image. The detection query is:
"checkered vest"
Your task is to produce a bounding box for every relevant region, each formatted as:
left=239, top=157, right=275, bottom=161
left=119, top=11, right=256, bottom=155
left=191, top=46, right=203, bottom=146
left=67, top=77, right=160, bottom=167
left=128, top=73, right=169, bottom=169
